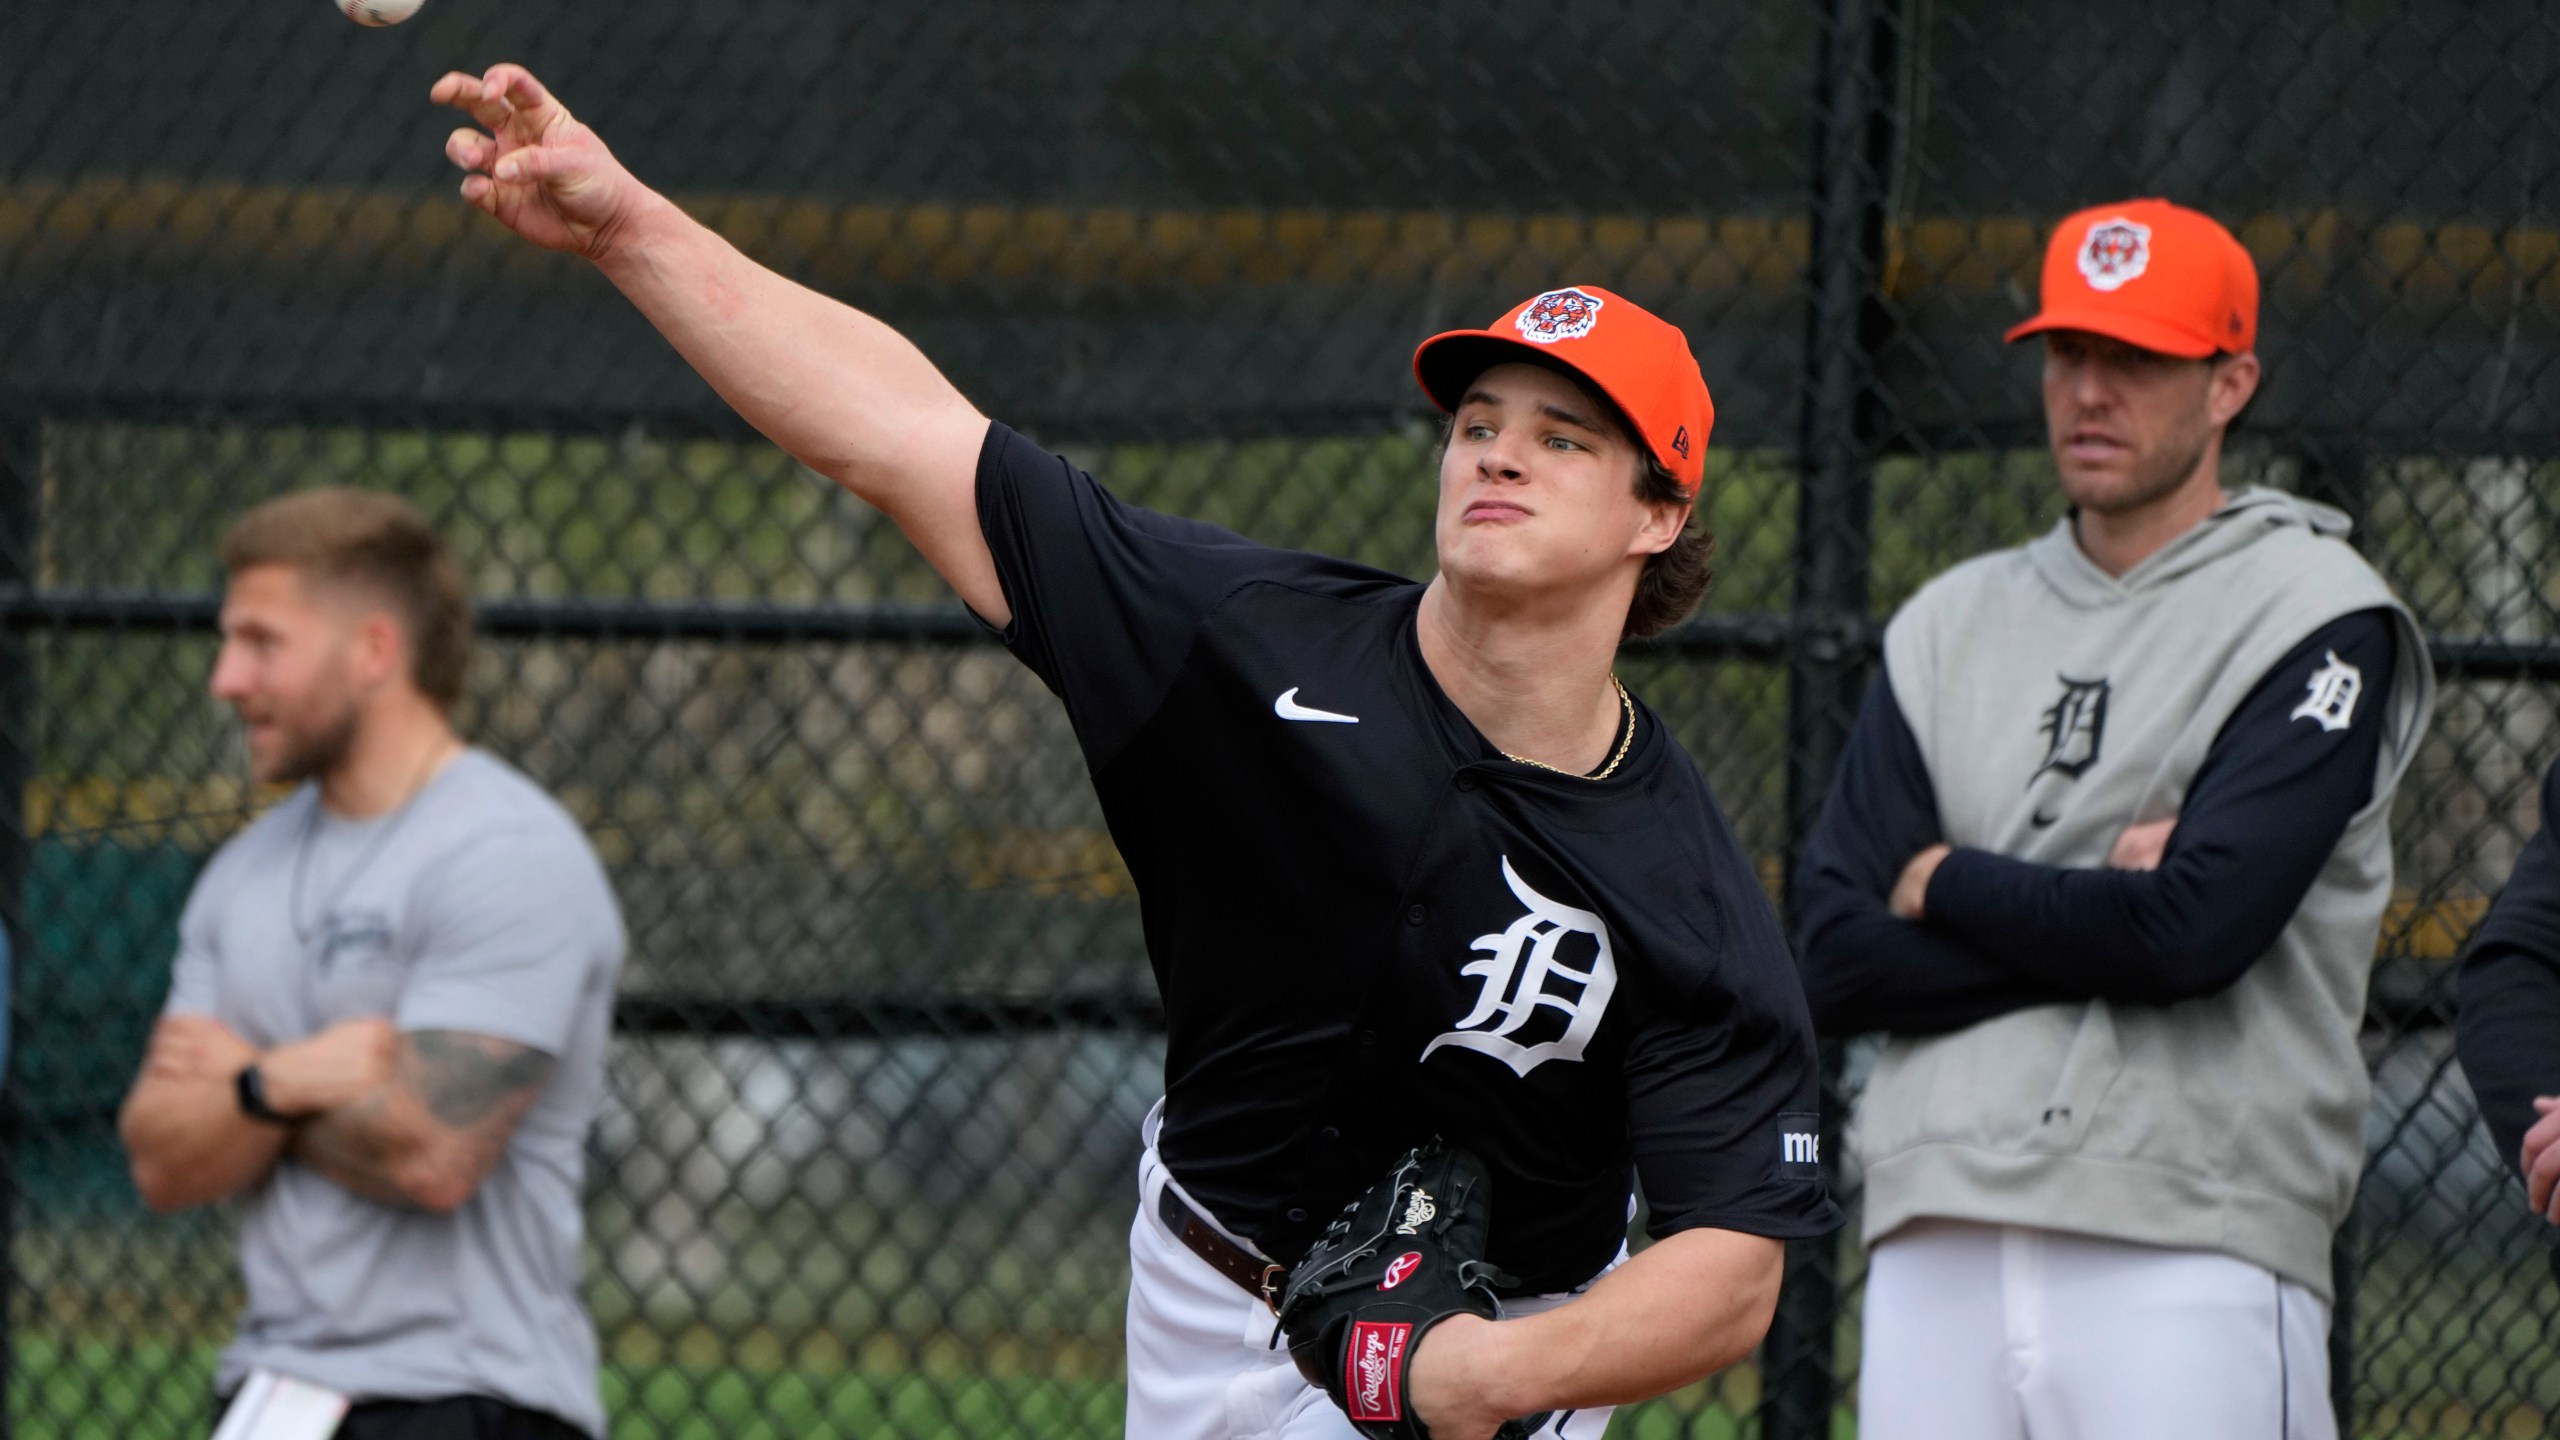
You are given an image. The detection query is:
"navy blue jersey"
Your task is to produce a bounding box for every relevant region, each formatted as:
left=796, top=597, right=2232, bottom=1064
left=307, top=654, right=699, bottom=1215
left=973, top=423, right=1839, bottom=1290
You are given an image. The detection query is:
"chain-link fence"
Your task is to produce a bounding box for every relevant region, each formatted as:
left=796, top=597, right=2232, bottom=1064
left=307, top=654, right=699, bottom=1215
left=3, top=0, right=2556, bottom=1435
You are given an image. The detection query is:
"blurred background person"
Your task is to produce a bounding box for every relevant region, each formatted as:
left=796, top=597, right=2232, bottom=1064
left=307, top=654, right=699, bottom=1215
left=117, top=489, right=624, bottom=1440
left=2458, top=756, right=2560, bottom=1251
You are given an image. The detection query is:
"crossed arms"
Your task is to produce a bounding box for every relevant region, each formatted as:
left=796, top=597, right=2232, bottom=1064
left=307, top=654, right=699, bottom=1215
left=118, top=1013, right=553, bottom=1215
left=1797, top=611, right=2398, bottom=1037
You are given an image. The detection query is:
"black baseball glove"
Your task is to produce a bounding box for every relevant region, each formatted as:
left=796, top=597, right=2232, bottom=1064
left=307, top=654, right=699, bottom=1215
left=1273, top=1139, right=1551, bottom=1440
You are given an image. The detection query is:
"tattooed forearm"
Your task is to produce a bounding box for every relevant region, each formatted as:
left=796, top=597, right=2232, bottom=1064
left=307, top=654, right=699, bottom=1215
left=287, top=1030, right=556, bottom=1211
left=289, top=1089, right=420, bottom=1206
left=410, top=1030, right=556, bottom=1127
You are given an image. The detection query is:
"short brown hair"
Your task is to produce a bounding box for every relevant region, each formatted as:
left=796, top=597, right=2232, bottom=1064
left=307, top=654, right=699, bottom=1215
left=1624, top=454, right=1715, bottom=641
left=1436, top=369, right=1717, bottom=641
left=219, top=487, right=474, bottom=711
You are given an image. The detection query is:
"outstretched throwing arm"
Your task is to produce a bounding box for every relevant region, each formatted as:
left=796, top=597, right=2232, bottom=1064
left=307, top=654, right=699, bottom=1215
left=431, top=65, right=1007, bottom=621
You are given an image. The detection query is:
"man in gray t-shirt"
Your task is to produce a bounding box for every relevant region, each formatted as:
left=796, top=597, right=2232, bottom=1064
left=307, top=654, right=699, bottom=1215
left=119, top=489, right=623, bottom=1440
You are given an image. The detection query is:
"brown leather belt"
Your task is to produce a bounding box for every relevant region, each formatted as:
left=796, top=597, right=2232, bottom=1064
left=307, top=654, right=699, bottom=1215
left=1158, top=1185, right=1289, bottom=1314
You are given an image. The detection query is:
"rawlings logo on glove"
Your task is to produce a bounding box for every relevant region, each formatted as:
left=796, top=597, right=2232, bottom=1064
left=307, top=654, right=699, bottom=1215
left=1273, top=1139, right=1550, bottom=1439
left=1380, top=1252, right=1422, bottom=1290
left=1349, top=1321, right=1410, bottom=1420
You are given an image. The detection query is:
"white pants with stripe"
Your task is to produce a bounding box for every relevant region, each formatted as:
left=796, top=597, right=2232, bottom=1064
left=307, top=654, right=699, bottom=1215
left=1123, top=1103, right=1615, bottom=1440
left=1859, top=1219, right=2336, bottom=1440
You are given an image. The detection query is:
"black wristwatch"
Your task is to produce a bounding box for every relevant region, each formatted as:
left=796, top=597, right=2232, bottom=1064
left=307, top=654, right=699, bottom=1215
left=235, top=1064, right=293, bottom=1125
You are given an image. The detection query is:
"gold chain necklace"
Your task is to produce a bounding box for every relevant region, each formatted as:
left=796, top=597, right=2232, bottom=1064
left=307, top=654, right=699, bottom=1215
left=1498, top=675, right=1635, bottom=781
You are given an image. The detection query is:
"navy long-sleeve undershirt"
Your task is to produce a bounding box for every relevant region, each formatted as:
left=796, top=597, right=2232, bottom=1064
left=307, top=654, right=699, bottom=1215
left=2456, top=759, right=2560, bottom=1175
left=1793, top=671, right=2077, bottom=1035
left=1797, top=609, right=2397, bottom=1036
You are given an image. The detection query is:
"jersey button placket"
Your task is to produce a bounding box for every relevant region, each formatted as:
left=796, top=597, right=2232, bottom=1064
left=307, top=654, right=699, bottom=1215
left=1405, top=903, right=1427, bottom=926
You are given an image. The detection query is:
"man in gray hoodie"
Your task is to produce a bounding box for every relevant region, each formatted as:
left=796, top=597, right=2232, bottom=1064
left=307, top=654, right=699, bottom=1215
left=1797, top=199, right=2434, bottom=1440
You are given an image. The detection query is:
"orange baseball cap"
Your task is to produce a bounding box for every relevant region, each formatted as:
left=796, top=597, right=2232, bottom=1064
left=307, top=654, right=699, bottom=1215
left=1412, top=285, right=1715, bottom=492
left=2005, top=199, right=2258, bottom=359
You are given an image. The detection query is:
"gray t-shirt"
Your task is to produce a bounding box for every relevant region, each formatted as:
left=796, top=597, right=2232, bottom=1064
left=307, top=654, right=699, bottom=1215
left=164, top=749, right=623, bottom=1436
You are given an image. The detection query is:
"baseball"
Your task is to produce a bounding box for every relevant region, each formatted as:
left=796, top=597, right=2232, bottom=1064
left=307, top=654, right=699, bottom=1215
left=337, top=0, right=423, bottom=26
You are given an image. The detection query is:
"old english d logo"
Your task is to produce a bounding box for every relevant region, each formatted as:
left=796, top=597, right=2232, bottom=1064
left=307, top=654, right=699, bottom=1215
left=1421, top=856, right=1618, bottom=1078
left=2033, top=675, right=2110, bottom=783
left=2290, top=651, right=2364, bottom=734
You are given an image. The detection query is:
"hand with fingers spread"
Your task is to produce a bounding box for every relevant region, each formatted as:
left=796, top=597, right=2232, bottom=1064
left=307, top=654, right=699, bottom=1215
left=431, top=64, right=653, bottom=259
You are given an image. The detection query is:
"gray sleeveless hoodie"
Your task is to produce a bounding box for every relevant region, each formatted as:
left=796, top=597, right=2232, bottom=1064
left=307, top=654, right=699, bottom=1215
left=1856, top=487, right=2434, bottom=1298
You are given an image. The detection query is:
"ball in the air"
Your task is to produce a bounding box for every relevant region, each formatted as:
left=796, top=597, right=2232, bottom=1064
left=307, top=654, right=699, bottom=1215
left=337, top=0, right=423, bottom=25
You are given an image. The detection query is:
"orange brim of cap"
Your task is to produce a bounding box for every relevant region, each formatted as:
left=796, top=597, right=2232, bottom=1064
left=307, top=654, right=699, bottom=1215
left=1413, top=332, right=1571, bottom=412
left=1413, top=331, right=1686, bottom=476
left=2003, top=309, right=2220, bottom=359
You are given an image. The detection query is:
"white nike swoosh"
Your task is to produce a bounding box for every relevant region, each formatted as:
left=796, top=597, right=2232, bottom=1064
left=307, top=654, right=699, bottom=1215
left=1273, top=688, right=1359, bottom=724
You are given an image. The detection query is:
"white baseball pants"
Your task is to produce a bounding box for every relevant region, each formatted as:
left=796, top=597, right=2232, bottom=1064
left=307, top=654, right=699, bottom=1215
left=1123, top=1103, right=1615, bottom=1440
left=1859, top=1219, right=2336, bottom=1440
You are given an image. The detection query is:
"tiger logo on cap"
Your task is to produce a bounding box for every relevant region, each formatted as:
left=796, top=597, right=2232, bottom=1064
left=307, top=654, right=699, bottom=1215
left=1515, top=287, right=1605, bottom=344
left=2077, top=218, right=2152, bottom=292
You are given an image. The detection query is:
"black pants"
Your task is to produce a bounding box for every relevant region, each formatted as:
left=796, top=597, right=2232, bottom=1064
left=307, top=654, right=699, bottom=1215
left=214, top=1391, right=588, bottom=1440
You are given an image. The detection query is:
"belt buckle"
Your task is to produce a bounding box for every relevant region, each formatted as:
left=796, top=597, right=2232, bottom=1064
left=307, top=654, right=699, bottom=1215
left=1257, top=1262, right=1287, bottom=1316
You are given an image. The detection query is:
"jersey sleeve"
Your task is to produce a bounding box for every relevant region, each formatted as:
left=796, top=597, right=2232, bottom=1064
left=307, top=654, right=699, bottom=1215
left=161, top=868, right=222, bottom=1018
left=973, top=422, right=1291, bottom=765
left=2458, top=758, right=2560, bottom=1172
left=1625, top=798, right=1845, bottom=1241
left=393, top=826, right=623, bottom=1056
left=1923, top=609, right=2397, bottom=1004
left=1793, top=669, right=2077, bottom=1035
